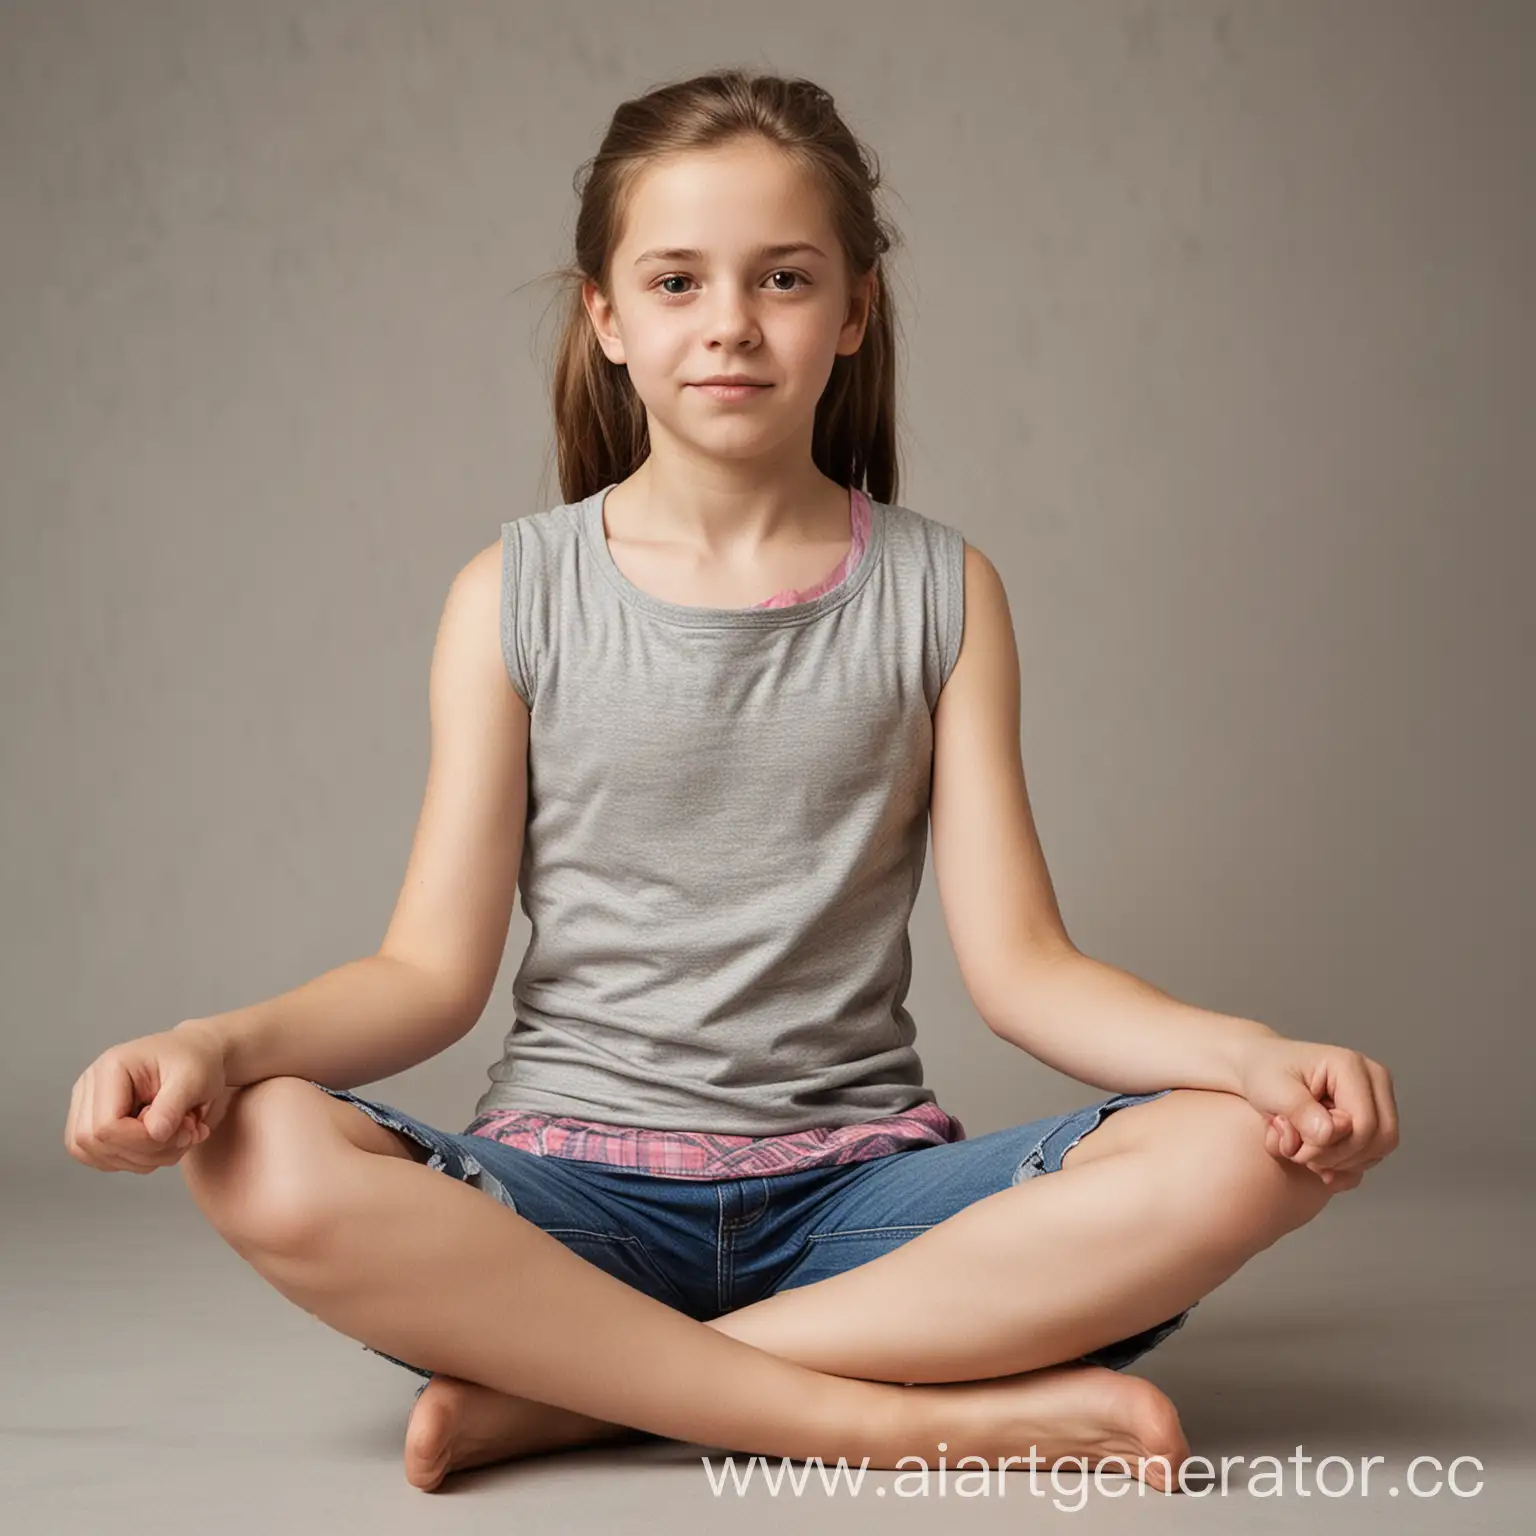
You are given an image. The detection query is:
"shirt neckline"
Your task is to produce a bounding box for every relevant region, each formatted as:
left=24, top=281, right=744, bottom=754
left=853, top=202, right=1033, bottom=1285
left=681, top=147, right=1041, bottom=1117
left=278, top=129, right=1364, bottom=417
left=579, top=481, right=885, bottom=629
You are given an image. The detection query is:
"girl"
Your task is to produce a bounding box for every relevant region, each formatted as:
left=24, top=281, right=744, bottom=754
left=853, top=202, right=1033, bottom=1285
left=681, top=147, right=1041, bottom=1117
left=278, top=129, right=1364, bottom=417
left=65, top=69, right=1398, bottom=1494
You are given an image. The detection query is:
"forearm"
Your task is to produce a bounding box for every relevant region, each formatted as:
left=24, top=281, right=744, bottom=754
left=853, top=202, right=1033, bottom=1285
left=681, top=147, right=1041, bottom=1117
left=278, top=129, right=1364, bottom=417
left=173, top=954, right=474, bottom=1089
left=982, top=950, right=1279, bottom=1096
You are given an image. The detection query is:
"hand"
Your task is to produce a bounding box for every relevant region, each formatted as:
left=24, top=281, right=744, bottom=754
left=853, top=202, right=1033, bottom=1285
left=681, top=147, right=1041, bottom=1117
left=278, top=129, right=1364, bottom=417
left=64, top=1023, right=231, bottom=1175
left=1233, top=1036, right=1400, bottom=1188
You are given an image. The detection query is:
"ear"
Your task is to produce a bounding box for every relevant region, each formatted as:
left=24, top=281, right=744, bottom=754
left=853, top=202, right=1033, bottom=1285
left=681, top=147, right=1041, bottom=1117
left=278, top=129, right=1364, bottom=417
left=582, top=278, right=627, bottom=367
left=838, top=270, right=878, bottom=356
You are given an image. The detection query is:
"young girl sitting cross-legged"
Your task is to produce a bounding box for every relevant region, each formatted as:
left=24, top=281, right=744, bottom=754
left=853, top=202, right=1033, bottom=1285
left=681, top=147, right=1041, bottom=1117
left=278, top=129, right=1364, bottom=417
left=65, top=67, right=1400, bottom=1494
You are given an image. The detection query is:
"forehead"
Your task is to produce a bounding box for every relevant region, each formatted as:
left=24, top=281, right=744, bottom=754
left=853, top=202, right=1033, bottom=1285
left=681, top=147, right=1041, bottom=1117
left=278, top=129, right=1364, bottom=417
left=618, top=141, right=835, bottom=264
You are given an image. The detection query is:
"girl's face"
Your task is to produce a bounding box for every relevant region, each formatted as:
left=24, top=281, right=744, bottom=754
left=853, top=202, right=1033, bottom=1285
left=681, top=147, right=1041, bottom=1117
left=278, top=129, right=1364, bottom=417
left=583, top=137, right=875, bottom=466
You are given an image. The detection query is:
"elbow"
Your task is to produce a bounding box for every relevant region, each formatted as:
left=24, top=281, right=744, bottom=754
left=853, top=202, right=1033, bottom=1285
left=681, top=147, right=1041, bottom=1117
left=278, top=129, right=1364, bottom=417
left=970, top=939, right=1082, bottom=1033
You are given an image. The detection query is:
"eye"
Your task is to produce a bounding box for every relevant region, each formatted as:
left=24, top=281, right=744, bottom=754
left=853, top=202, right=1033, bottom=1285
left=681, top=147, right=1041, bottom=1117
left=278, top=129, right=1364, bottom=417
left=653, top=270, right=811, bottom=299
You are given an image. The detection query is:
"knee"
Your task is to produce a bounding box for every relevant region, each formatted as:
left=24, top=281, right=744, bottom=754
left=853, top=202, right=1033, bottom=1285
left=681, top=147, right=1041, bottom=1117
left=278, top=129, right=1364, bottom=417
left=1156, top=1089, right=1340, bottom=1249
left=180, top=1076, right=340, bottom=1258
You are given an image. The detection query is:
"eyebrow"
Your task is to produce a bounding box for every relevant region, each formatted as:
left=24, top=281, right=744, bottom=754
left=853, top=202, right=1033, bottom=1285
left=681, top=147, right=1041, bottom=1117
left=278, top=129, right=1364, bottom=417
left=631, top=242, right=829, bottom=267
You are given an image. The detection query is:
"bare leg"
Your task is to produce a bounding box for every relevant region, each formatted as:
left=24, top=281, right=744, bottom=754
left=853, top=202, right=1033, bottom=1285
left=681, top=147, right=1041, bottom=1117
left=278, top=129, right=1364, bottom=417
left=405, top=1086, right=1349, bottom=1486
left=705, top=1087, right=1343, bottom=1379
left=183, top=1079, right=932, bottom=1467
left=183, top=1082, right=1341, bottom=1489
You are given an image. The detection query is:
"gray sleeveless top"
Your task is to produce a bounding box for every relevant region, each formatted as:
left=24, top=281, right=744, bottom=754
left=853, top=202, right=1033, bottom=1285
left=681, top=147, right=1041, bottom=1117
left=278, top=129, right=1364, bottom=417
left=472, top=483, right=967, bottom=1135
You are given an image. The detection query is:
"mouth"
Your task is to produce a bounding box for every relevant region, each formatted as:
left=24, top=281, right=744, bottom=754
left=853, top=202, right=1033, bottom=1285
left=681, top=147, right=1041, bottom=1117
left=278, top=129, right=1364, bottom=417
left=690, top=381, right=773, bottom=399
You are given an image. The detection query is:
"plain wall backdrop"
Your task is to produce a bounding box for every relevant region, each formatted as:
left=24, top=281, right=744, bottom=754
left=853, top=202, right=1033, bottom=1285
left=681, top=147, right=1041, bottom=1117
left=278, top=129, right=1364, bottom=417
left=3, top=0, right=1531, bottom=1201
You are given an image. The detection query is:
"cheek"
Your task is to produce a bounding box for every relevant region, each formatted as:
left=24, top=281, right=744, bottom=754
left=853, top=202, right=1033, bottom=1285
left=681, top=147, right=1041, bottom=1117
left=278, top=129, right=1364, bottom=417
left=789, top=308, right=852, bottom=366
left=781, top=336, right=846, bottom=395
left=618, top=335, right=683, bottom=395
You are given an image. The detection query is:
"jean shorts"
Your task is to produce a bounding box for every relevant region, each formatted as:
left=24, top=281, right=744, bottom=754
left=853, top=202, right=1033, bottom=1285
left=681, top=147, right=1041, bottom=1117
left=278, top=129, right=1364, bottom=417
left=308, top=1082, right=1198, bottom=1392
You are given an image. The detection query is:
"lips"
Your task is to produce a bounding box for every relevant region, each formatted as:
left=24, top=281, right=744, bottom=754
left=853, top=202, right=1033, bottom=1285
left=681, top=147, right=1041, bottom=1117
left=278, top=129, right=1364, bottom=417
left=690, top=381, right=773, bottom=403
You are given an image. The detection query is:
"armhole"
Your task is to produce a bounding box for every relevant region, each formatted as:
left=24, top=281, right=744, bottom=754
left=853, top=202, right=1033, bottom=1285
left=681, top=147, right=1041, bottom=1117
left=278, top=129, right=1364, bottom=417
left=936, top=529, right=966, bottom=695
left=500, top=520, right=533, bottom=710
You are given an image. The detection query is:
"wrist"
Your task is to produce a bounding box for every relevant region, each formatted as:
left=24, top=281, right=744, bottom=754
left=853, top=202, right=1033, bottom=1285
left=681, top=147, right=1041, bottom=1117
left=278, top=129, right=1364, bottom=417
left=1222, top=1019, right=1282, bottom=1094
left=173, top=1016, right=233, bottom=1073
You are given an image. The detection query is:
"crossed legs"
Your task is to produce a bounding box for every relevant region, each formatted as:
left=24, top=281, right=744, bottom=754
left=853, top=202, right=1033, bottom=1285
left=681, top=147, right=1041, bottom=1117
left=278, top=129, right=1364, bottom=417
left=181, top=1081, right=1344, bottom=1484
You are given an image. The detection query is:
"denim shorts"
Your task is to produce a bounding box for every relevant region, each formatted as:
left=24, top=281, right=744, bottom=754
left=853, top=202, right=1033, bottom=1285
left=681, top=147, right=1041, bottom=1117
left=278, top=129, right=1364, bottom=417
left=309, top=1083, right=1197, bottom=1391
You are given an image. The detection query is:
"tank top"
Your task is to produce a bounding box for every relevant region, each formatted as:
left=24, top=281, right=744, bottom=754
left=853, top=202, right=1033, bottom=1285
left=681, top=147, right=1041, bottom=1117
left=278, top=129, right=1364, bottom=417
left=465, top=483, right=969, bottom=1178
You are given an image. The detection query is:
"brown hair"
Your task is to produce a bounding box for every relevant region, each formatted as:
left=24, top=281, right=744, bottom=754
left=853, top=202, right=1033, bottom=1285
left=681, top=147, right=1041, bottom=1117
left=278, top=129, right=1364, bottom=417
left=536, top=68, right=905, bottom=508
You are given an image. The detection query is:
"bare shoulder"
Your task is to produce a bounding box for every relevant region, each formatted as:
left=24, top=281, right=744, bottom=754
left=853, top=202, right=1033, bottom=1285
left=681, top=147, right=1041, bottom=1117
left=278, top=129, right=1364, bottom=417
left=944, top=539, right=1015, bottom=698
left=434, top=536, right=514, bottom=696
left=455, top=535, right=504, bottom=605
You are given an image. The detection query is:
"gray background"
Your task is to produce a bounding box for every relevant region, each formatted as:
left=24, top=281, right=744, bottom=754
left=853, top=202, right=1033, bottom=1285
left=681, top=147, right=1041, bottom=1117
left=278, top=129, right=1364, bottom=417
left=3, top=1, right=1531, bottom=1530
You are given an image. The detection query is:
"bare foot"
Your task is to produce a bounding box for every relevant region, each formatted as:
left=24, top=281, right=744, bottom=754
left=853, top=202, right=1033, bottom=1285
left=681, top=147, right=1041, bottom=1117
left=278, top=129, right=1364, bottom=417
left=403, top=1374, right=646, bottom=1492
left=403, top=1360, right=1188, bottom=1494
left=903, top=1360, right=1191, bottom=1491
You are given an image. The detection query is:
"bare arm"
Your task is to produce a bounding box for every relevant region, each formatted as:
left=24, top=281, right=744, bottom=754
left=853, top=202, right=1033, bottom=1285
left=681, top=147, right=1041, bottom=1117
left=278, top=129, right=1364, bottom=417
left=178, top=536, right=529, bottom=1089
left=931, top=543, right=1274, bottom=1093
left=975, top=949, right=1278, bottom=1097
left=175, top=955, right=480, bottom=1091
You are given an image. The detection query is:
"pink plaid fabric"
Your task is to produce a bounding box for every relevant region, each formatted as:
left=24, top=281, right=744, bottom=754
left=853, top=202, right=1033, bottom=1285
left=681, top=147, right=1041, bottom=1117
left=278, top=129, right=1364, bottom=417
left=470, top=486, right=964, bottom=1177
left=465, top=1097, right=966, bottom=1179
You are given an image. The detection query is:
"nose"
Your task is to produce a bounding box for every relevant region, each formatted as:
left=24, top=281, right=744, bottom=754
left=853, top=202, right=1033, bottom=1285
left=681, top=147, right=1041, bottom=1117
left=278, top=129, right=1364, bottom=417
left=702, top=282, right=762, bottom=350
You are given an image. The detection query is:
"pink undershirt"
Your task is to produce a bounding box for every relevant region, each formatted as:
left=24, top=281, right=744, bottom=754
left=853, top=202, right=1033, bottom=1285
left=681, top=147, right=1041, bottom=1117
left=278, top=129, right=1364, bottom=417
left=465, top=487, right=966, bottom=1177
